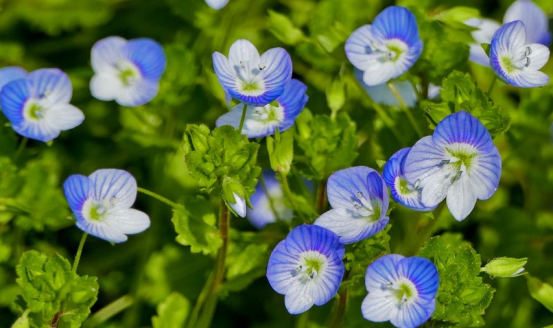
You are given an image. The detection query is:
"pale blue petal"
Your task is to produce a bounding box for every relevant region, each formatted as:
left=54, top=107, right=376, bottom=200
left=205, top=0, right=229, bottom=10
left=397, top=257, right=439, bottom=303
left=362, top=290, right=398, bottom=323
left=390, top=299, right=435, bottom=328
left=63, top=174, right=93, bottom=221
left=365, top=254, right=404, bottom=291
left=446, top=174, right=477, bottom=221
left=76, top=220, right=128, bottom=243
left=0, top=78, right=30, bottom=126
left=467, top=147, right=501, bottom=200
left=509, top=70, right=550, bottom=88
left=125, top=38, right=166, bottom=81
left=285, top=225, right=343, bottom=258
left=432, top=111, right=494, bottom=153
left=104, top=208, right=150, bottom=235
left=88, top=169, right=137, bottom=208
left=403, top=136, right=446, bottom=186
left=267, top=240, right=300, bottom=294
left=247, top=171, right=292, bottom=229
left=345, top=25, right=377, bottom=71
left=213, top=52, right=238, bottom=95
left=466, top=18, right=500, bottom=67
left=504, top=0, right=550, bottom=45
left=91, top=36, right=127, bottom=73
left=372, top=6, right=421, bottom=47
left=230, top=192, right=246, bottom=218
left=0, top=67, right=27, bottom=91
left=278, top=79, right=308, bottom=131
left=284, top=280, right=315, bottom=314
left=28, top=68, right=72, bottom=106
left=228, top=39, right=260, bottom=68
left=314, top=208, right=389, bottom=244
left=326, top=166, right=379, bottom=211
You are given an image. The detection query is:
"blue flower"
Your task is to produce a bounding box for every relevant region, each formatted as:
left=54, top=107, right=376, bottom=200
left=247, top=171, right=293, bottom=229
left=229, top=192, right=247, bottom=218
left=213, top=39, right=293, bottom=107
left=383, top=148, right=437, bottom=212
left=314, top=166, right=389, bottom=244
left=345, top=6, right=423, bottom=87
left=63, top=169, right=150, bottom=243
left=205, top=0, right=229, bottom=10
left=0, top=68, right=84, bottom=142
left=403, top=111, right=501, bottom=221
left=0, top=66, right=27, bottom=92
left=362, top=254, right=439, bottom=328
left=90, top=36, right=166, bottom=107
left=266, top=225, right=345, bottom=314
left=216, top=79, right=307, bottom=138
left=467, top=1, right=550, bottom=67
left=490, top=21, right=550, bottom=88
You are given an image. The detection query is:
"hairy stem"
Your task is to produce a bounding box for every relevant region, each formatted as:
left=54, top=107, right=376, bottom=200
left=72, top=233, right=88, bottom=274
left=137, top=187, right=179, bottom=209
left=316, top=179, right=327, bottom=214
left=238, top=104, right=248, bottom=133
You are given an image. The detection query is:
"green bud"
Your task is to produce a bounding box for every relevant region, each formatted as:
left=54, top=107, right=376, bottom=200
left=326, top=78, right=346, bottom=115
left=71, top=286, right=98, bottom=304
left=482, top=257, right=527, bottom=278
left=222, top=176, right=247, bottom=217
left=186, top=125, right=211, bottom=154
left=267, top=129, right=293, bottom=175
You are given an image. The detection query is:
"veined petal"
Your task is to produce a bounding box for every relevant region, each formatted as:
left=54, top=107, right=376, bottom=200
left=28, top=69, right=72, bottom=106
left=362, top=290, right=399, bottom=323
left=285, top=225, right=343, bottom=258
left=248, top=171, right=292, bottom=229
left=284, top=279, right=315, bottom=314
left=0, top=67, right=27, bottom=91
left=91, top=36, right=127, bottom=74
left=465, top=18, right=501, bottom=67
left=115, top=79, right=160, bottom=107
left=278, top=79, right=309, bottom=130
left=90, top=73, right=124, bottom=102
left=397, top=257, right=439, bottom=303
left=326, top=166, right=379, bottom=211
left=446, top=174, right=477, bottom=221
left=504, top=0, right=550, bottom=45
left=259, top=48, right=293, bottom=101
left=89, top=169, right=137, bottom=208
left=491, top=21, right=526, bottom=56
left=390, top=299, right=435, bottom=328
left=314, top=208, right=389, bottom=244
left=230, top=192, right=246, bottom=218
left=0, top=79, right=30, bottom=126
left=510, top=69, right=550, bottom=87
left=420, top=163, right=458, bottom=208
left=125, top=38, right=166, bottom=81
left=367, top=171, right=388, bottom=216
left=104, top=208, right=150, bottom=235
left=372, top=6, right=421, bottom=47
left=43, top=103, right=84, bottom=131
left=345, top=25, right=378, bottom=71
left=229, top=39, right=260, bottom=69
left=365, top=254, right=404, bottom=291
left=467, top=147, right=501, bottom=200
left=63, top=174, right=93, bottom=217
left=526, top=43, right=550, bottom=70
left=361, top=61, right=400, bottom=87
left=432, top=111, right=494, bottom=153
left=267, top=240, right=301, bottom=294
left=76, top=220, right=128, bottom=243
left=312, top=257, right=343, bottom=306
left=205, top=0, right=229, bottom=10
left=403, top=136, right=448, bottom=186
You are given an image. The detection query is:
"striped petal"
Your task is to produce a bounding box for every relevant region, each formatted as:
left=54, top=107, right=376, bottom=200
left=326, top=166, right=380, bottom=211
left=28, top=69, right=72, bottom=107
left=89, top=169, right=137, bottom=209
left=432, top=111, right=494, bottom=153
left=63, top=174, right=93, bottom=220
left=284, top=279, right=315, bottom=314
left=372, top=6, right=421, bottom=47
left=314, top=208, right=389, bottom=244
left=345, top=25, right=379, bottom=71
left=230, top=192, right=246, bottom=218
left=390, top=298, right=435, bottom=328
left=504, top=0, right=550, bottom=45
left=125, top=38, right=166, bottom=81
left=0, top=78, right=30, bottom=126
left=362, top=290, right=400, bottom=323
left=397, top=257, right=439, bottom=303
left=285, top=225, right=343, bottom=258
left=267, top=240, right=301, bottom=294
left=104, top=208, right=150, bottom=235
left=43, top=103, right=84, bottom=131
left=278, top=79, right=308, bottom=130
left=0, top=66, right=27, bottom=91
left=76, top=220, right=129, bottom=243
left=228, top=39, right=260, bottom=69
left=91, top=36, right=127, bottom=74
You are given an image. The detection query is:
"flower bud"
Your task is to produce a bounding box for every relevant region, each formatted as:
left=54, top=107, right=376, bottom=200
left=481, top=257, right=527, bottom=278
left=222, top=176, right=247, bottom=218
left=185, top=124, right=210, bottom=154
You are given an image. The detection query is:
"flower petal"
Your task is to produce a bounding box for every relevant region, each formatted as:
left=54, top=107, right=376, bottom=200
left=397, top=257, right=439, bottom=303
left=205, top=0, right=229, bottom=10
left=88, top=169, right=137, bottom=208
left=504, top=0, right=550, bottom=45
left=104, top=208, right=150, bottom=235
left=314, top=208, right=389, bottom=244
left=63, top=174, right=93, bottom=218
left=76, top=220, right=128, bottom=243
left=0, top=66, right=27, bottom=91
left=420, top=163, right=458, bottom=208
left=284, top=280, right=315, bottom=314
left=365, top=254, right=405, bottom=291
left=267, top=240, right=301, bottom=294
left=115, top=79, right=160, bottom=107
left=326, top=166, right=379, bottom=211
left=285, top=225, right=343, bottom=258
left=0, top=79, right=30, bottom=127
left=259, top=48, right=293, bottom=101
left=213, top=52, right=238, bottom=94
left=432, top=111, right=494, bottom=153
left=228, top=39, right=260, bottom=69
left=230, top=192, right=246, bottom=218
left=278, top=79, right=309, bottom=130
left=446, top=174, right=477, bottom=221
left=91, top=36, right=127, bottom=74
left=390, top=298, right=435, bottom=328
left=491, top=20, right=526, bottom=56
left=356, top=69, right=417, bottom=107
left=465, top=18, right=501, bottom=67
left=28, top=69, right=72, bottom=106
left=372, top=6, right=421, bottom=47
left=43, top=103, right=84, bottom=131
left=403, top=136, right=447, bottom=186
left=510, top=69, right=550, bottom=87
left=361, top=290, right=399, bottom=323
left=345, top=25, right=378, bottom=71
left=248, top=171, right=292, bottom=229
left=467, top=147, right=501, bottom=200
left=90, top=73, right=123, bottom=102
left=526, top=43, right=550, bottom=70
left=361, top=62, right=401, bottom=87
left=125, top=38, right=166, bottom=81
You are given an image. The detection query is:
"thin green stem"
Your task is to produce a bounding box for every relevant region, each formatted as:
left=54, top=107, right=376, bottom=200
left=84, top=295, right=134, bottom=327
left=388, top=82, right=424, bottom=138
left=259, top=174, right=281, bottom=221
left=72, top=233, right=88, bottom=274
left=196, top=202, right=229, bottom=328
left=280, top=174, right=298, bottom=212
left=316, top=179, right=327, bottom=214
left=14, top=137, right=28, bottom=162
left=137, top=187, right=179, bottom=209
left=487, top=76, right=497, bottom=96
left=371, top=101, right=404, bottom=145
left=238, top=104, right=248, bottom=133
left=187, top=272, right=214, bottom=328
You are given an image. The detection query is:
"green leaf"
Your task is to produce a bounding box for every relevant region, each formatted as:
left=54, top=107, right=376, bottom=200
left=419, top=234, right=494, bottom=327
left=267, top=10, right=306, bottom=45
left=266, top=129, right=294, bottom=175
left=527, top=275, right=553, bottom=313
left=15, top=251, right=99, bottom=328
left=152, top=292, right=190, bottom=328
left=11, top=311, right=30, bottom=328
left=171, top=199, right=222, bottom=255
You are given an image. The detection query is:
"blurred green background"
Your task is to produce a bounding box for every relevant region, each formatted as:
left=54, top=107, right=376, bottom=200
left=1, top=0, right=553, bottom=327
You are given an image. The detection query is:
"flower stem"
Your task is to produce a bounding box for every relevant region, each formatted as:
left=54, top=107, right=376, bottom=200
left=187, top=272, right=214, bottom=328
left=280, top=174, right=298, bottom=212
left=196, top=202, right=229, bottom=328
left=72, top=233, right=88, bottom=274
left=328, top=289, right=348, bottom=328
left=137, top=187, right=179, bottom=209
left=487, top=76, right=497, bottom=96
left=238, top=104, right=248, bottom=133
left=388, top=82, right=424, bottom=138
left=316, top=179, right=327, bottom=214
left=14, top=137, right=28, bottom=162
left=84, top=295, right=134, bottom=327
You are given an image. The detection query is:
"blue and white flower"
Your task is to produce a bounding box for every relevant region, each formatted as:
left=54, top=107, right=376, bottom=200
left=403, top=111, right=501, bottom=221
left=90, top=36, right=166, bottom=107
left=362, top=254, right=439, bottom=328
left=490, top=21, right=550, bottom=88
left=267, top=225, right=345, bottom=314
left=314, top=166, right=389, bottom=244
left=63, top=169, right=150, bottom=243
left=0, top=66, right=27, bottom=92
left=216, top=79, right=307, bottom=138
left=205, top=0, right=229, bottom=10
left=213, top=39, right=293, bottom=107
left=0, top=68, right=84, bottom=142
left=345, top=6, right=423, bottom=87
left=466, top=0, right=550, bottom=66
left=247, top=171, right=292, bottom=229
left=229, top=192, right=247, bottom=218
left=383, top=148, right=437, bottom=212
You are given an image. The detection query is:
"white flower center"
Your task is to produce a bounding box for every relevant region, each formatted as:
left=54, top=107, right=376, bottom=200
left=236, top=60, right=267, bottom=96
left=23, top=101, right=46, bottom=121
left=115, top=60, right=141, bottom=86
left=381, top=277, right=419, bottom=307
left=500, top=46, right=533, bottom=74
left=293, top=251, right=328, bottom=284
left=371, top=39, right=409, bottom=63
left=82, top=197, right=120, bottom=221
left=351, top=191, right=381, bottom=222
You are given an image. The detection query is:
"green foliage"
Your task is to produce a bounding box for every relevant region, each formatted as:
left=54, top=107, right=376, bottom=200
left=171, top=198, right=222, bottom=255
left=422, top=71, right=511, bottom=137
left=420, top=234, right=495, bottom=327
left=295, top=109, right=358, bottom=179
left=152, top=292, right=190, bottom=328
left=326, top=78, right=346, bottom=115
left=15, top=251, right=98, bottom=328
left=183, top=125, right=261, bottom=196
left=267, top=10, right=306, bottom=45
left=266, top=129, right=294, bottom=175
left=481, top=257, right=527, bottom=278
left=527, top=276, right=553, bottom=313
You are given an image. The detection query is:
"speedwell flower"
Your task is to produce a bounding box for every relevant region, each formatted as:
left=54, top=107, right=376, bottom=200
left=0, top=66, right=27, bottom=92
left=345, top=6, right=423, bottom=86
left=490, top=21, right=550, bottom=88
left=267, top=225, right=345, bottom=314
left=213, top=39, right=292, bottom=107
left=90, top=36, right=166, bottom=107
left=466, top=18, right=502, bottom=66
left=314, top=166, right=389, bottom=244
left=403, top=111, right=501, bottom=221
left=0, top=68, right=84, bottom=142
left=216, top=79, right=307, bottom=138
left=247, top=171, right=292, bottom=229
left=205, top=0, right=229, bottom=10
left=362, top=254, right=439, bottom=328
left=383, top=148, right=437, bottom=212
left=63, top=169, right=150, bottom=243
